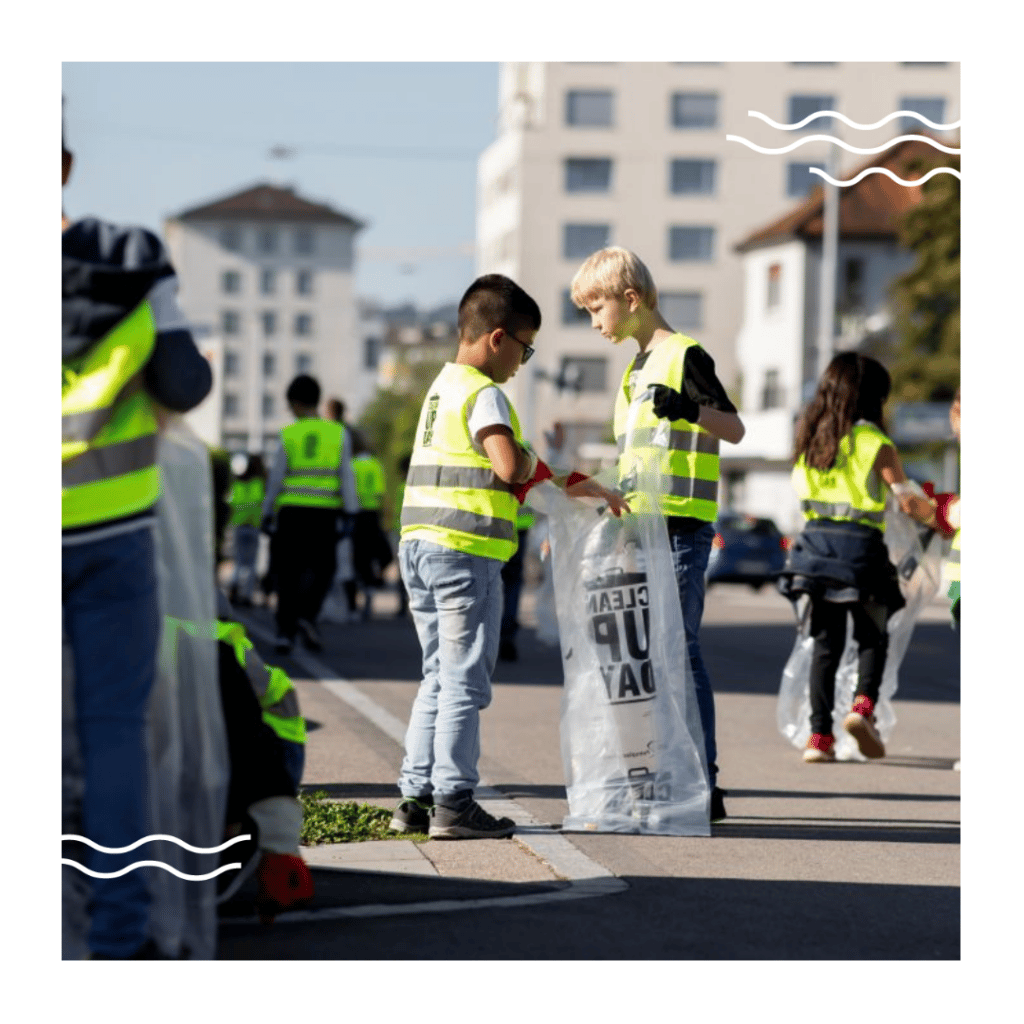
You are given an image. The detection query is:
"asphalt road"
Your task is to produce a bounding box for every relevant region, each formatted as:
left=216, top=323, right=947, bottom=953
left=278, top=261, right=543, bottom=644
left=219, top=580, right=960, bottom=961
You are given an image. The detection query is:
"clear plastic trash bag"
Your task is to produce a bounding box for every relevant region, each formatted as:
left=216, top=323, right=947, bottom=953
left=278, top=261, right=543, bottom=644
left=777, top=495, right=944, bottom=760
left=62, top=418, right=229, bottom=959
left=529, top=392, right=710, bottom=835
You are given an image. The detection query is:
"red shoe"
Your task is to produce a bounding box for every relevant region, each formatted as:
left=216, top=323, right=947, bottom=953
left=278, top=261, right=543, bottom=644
left=844, top=700, right=885, bottom=759
left=803, top=733, right=836, bottom=763
left=850, top=695, right=875, bottom=717
left=256, top=853, right=314, bottom=923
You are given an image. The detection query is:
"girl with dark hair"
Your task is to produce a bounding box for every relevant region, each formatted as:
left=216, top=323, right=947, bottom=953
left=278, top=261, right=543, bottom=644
left=779, top=353, right=938, bottom=763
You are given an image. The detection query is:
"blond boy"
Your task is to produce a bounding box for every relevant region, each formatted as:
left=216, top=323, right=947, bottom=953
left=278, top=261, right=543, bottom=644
left=393, top=274, right=627, bottom=839
left=571, top=247, right=744, bottom=822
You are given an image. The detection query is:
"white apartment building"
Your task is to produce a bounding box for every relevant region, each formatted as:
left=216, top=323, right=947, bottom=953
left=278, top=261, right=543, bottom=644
left=476, top=61, right=960, bottom=458
left=164, top=182, right=366, bottom=456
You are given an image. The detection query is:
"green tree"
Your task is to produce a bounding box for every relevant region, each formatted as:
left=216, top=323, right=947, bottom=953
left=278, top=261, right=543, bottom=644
left=889, top=146, right=960, bottom=403
left=357, top=349, right=447, bottom=530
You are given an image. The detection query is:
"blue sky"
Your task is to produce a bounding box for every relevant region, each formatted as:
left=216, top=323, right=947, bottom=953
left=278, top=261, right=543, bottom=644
left=61, top=63, right=499, bottom=310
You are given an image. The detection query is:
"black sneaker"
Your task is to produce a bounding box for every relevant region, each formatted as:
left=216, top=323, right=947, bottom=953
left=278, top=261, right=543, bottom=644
left=389, top=797, right=433, bottom=834
left=296, top=619, right=323, bottom=652
left=710, top=786, right=727, bottom=823
left=429, top=799, right=516, bottom=840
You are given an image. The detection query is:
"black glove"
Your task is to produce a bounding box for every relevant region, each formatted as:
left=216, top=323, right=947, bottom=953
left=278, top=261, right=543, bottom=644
left=650, top=384, right=699, bottom=423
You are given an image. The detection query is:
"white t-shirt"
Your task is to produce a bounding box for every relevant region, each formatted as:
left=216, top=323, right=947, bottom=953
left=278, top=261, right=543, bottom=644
left=466, top=386, right=514, bottom=455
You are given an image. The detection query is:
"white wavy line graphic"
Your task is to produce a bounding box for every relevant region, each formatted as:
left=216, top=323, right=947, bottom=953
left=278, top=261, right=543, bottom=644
left=726, top=133, right=960, bottom=155
left=748, top=109, right=961, bottom=131
left=62, top=858, right=242, bottom=881
left=62, top=833, right=252, bottom=855
left=809, top=166, right=961, bottom=187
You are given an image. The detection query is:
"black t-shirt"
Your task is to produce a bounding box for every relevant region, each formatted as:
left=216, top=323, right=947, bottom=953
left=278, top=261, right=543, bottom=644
left=627, top=342, right=736, bottom=533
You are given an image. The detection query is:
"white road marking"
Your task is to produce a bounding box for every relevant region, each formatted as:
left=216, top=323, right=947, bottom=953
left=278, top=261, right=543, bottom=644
left=234, top=615, right=628, bottom=923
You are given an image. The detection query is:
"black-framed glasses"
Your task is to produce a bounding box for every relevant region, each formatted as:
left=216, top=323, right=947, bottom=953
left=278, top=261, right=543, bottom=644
left=507, top=332, right=535, bottom=364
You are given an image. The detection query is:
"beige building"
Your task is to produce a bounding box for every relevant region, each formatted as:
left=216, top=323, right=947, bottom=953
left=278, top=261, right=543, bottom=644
left=164, top=182, right=365, bottom=455
left=476, top=61, right=959, bottom=457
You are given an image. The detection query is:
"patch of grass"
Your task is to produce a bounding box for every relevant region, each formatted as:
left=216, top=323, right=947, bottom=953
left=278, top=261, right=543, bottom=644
left=299, top=790, right=428, bottom=845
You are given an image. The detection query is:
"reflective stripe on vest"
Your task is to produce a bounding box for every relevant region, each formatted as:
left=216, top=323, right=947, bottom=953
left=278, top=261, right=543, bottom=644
left=278, top=419, right=343, bottom=509
left=792, top=422, right=891, bottom=532
left=62, top=301, right=160, bottom=529
left=354, top=454, right=386, bottom=510
left=613, top=334, right=720, bottom=522
left=215, top=620, right=307, bottom=744
left=400, top=363, right=521, bottom=561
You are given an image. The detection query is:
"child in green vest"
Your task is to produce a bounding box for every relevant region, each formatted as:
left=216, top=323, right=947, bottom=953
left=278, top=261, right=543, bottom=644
left=391, top=275, right=628, bottom=839
left=570, top=247, right=745, bottom=821
left=227, top=454, right=266, bottom=607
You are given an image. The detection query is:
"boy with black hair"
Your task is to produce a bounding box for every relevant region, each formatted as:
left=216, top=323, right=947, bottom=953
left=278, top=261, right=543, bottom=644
left=262, top=374, right=358, bottom=653
left=392, top=274, right=628, bottom=839
left=571, top=247, right=745, bottom=822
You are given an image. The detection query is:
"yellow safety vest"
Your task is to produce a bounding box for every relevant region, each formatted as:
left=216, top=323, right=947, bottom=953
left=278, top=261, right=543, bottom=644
left=400, top=362, right=522, bottom=562
left=613, top=333, right=720, bottom=521
left=277, top=418, right=343, bottom=510
left=947, top=527, right=960, bottom=606
left=62, top=301, right=161, bottom=529
left=353, top=454, right=386, bottom=511
left=229, top=478, right=265, bottom=527
left=792, top=422, right=891, bottom=532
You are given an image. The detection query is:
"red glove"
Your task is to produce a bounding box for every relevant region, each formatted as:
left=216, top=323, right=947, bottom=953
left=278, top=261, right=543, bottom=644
left=566, top=471, right=590, bottom=488
left=921, top=482, right=958, bottom=538
left=512, top=457, right=554, bottom=502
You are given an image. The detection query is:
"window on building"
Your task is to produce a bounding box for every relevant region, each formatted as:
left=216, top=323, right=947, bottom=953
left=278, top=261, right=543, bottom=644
left=364, top=336, right=381, bottom=370
left=660, top=292, right=703, bottom=330
left=841, top=258, right=865, bottom=309
left=561, top=289, right=591, bottom=327
left=224, top=349, right=241, bottom=378
left=899, top=96, right=946, bottom=133
left=223, top=392, right=239, bottom=417
left=221, top=270, right=241, bottom=294
left=787, top=162, right=826, bottom=197
left=560, top=356, right=608, bottom=393
left=767, top=263, right=782, bottom=308
left=296, top=270, right=314, bottom=296
left=220, top=226, right=242, bottom=251
left=295, top=313, right=313, bottom=337
left=670, top=159, right=716, bottom=195
left=788, top=94, right=834, bottom=130
left=257, top=228, right=278, bottom=254
left=671, top=92, right=719, bottom=129
left=262, top=394, right=275, bottom=417
left=260, top=268, right=276, bottom=295
left=564, top=223, right=611, bottom=259
left=565, top=157, right=613, bottom=193
left=295, top=353, right=313, bottom=374
left=566, top=89, right=613, bottom=127
left=668, top=226, right=715, bottom=261
left=221, top=310, right=241, bottom=335
left=261, top=311, right=277, bottom=337
left=294, top=228, right=315, bottom=255
left=761, top=369, right=783, bottom=410
left=263, top=352, right=276, bottom=378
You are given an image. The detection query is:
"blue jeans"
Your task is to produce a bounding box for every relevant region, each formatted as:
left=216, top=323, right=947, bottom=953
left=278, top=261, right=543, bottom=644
left=63, top=525, right=160, bottom=957
left=398, top=539, right=503, bottom=804
left=669, top=523, right=718, bottom=788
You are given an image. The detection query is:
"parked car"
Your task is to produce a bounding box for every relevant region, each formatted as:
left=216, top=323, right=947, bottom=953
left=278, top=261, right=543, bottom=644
left=705, top=512, right=790, bottom=590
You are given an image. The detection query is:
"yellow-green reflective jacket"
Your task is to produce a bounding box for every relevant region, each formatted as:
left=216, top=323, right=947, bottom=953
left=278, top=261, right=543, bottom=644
left=277, top=418, right=344, bottom=510
left=229, top=478, right=265, bottom=527
left=163, top=616, right=306, bottom=745
left=400, top=362, right=522, bottom=562
left=613, top=334, right=720, bottom=521
left=353, top=454, right=386, bottom=510
left=792, top=422, right=891, bottom=532
left=62, top=300, right=160, bottom=529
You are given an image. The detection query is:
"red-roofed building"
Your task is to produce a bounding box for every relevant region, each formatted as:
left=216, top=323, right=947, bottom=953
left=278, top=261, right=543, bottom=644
left=724, top=137, right=957, bottom=530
